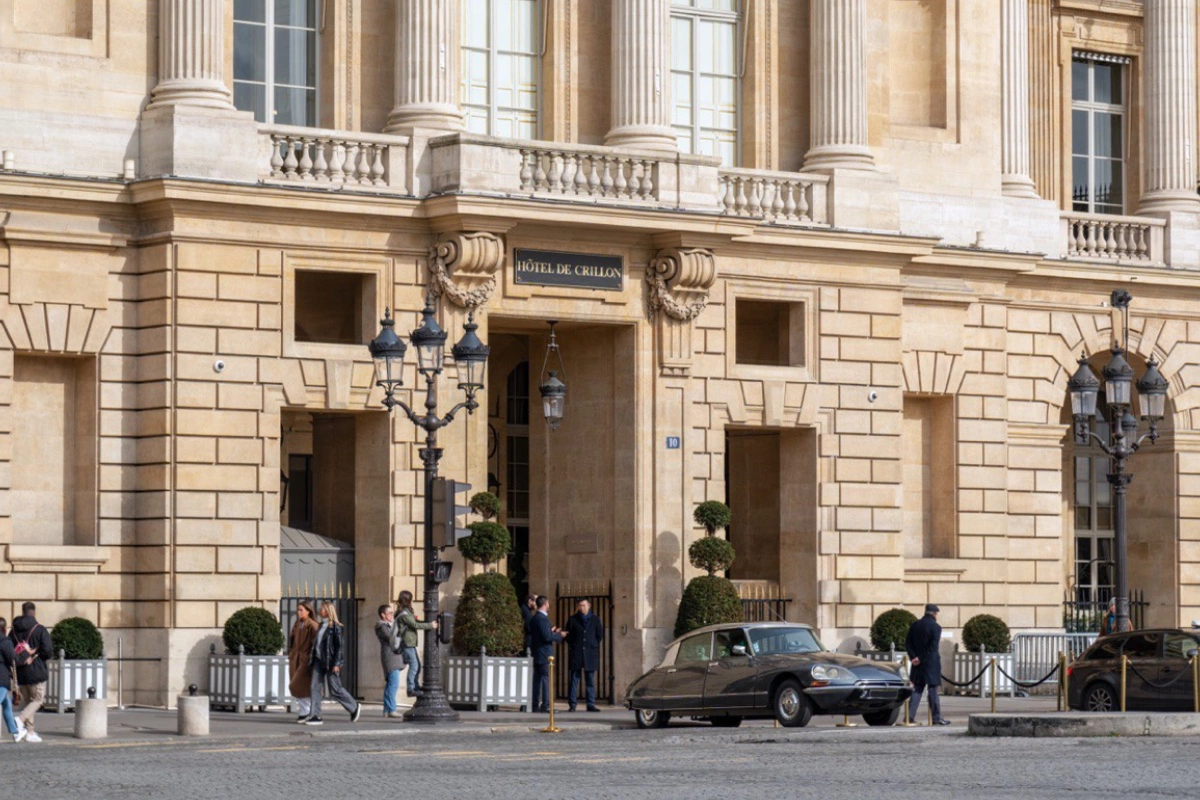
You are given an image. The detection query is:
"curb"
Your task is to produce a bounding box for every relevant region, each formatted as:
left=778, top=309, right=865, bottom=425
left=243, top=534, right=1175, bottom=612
left=968, top=712, right=1200, bottom=737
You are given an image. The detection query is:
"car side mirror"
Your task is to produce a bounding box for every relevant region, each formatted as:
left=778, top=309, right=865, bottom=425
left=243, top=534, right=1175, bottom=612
left=732, top=644, right=748, bottom=657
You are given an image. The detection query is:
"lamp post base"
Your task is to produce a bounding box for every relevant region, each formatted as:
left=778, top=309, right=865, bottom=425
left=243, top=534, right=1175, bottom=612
left=402, top=695, right=461, bottom=724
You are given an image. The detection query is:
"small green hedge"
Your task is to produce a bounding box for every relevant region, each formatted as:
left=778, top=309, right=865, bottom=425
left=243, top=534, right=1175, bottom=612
left=688, top=536, right=736, bottom=576
left=453, top=572, right=525, bottom=656
left=962, top=614, right=1011, bottom=653
left=870, top=608, right=917, bottom=651
left=458, top=520, right=511, bottom=569
left=674, top=575, right=744, bottom=639
left=222, top=607, right=285, bottom=656
left=469, top=491, right=500, bottom=520
left=51, top=617, right=104, bottom=660
left=693, top=501, right=731, bottom=535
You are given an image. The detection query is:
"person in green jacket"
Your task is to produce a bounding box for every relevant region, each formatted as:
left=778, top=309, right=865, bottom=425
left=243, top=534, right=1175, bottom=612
left=395, top=591, right=437, bottom=698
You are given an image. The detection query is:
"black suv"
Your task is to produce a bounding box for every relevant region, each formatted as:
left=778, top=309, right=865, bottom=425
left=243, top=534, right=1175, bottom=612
left=1067, top=628, right=1200, bottom=712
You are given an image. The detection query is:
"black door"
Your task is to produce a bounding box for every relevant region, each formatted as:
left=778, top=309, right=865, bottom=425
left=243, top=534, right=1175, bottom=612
left=1160, top=632, right=1200, bottom=710
left=661, top=632, right=712, bottom=712
left=1119, top=631, right=1163, bottom=710
left=704, top=628, right=758, bottom=710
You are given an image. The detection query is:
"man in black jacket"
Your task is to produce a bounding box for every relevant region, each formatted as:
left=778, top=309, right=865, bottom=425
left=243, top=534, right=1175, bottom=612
left=905, top=603, right=950, bottom=726
left=528, top=596, right=564, bottom=713
left=10, top=602, right=53, bottom=742
left=565, top=599, right=604, bottom=712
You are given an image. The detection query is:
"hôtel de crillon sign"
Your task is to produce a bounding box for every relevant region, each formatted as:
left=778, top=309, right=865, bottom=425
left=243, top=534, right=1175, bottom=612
left=513, top=248, right=623, bottom=291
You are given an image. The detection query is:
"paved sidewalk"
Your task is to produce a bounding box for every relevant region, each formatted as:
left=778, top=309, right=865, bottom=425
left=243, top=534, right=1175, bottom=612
left=11, top=692, right=1060, bottom=747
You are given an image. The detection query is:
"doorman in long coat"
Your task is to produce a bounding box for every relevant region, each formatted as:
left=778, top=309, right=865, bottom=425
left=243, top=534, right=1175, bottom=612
left=566, top=599, right=605, bottom=712
left=905, top=603, right=950, bottom=726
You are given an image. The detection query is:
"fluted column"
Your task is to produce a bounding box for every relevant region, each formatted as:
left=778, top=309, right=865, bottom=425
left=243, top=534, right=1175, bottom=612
left=1139, top=0, right=1200, bottom=213
left=802, top=0, right=873, bottom=171
left=385, top=0, right=464, bottom=133
left=1000, top=0, right=1037, bottom=198
left=147, top=0, right=233, bottom=109
left=605, top=0, right=676, bottom=152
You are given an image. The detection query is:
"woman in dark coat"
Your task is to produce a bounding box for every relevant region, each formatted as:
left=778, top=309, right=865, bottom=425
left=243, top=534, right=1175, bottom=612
left=289, top=601, right=318, bottom=723
left=306, top=600, right=361, bottom=725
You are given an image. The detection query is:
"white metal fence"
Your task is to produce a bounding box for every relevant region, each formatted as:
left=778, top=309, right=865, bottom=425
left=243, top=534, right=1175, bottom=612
left=1012, top=633, right=1097, bottom=695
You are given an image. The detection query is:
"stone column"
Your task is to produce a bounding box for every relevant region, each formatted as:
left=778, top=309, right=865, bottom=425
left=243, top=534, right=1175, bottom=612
left=385, top=0, right=464, bottom=133
left=1139, top=0, right=1199, bottom=213
left=1001, top=0, right=1037, bottom=198
left=605, top=0, right=676, bottom=152
left=802, top=0, right=873, bottom=171
left=147, top=0, right=233, bottom=109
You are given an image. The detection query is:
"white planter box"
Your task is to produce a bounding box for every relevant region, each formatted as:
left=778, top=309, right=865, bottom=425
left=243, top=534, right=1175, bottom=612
left=950, top=651, right=1016, bottom=697
left=207, top=645, right=291, bottom=713
left=444, top=648, right=533, bottom=712
left=45, top=657, right=107, bottom=713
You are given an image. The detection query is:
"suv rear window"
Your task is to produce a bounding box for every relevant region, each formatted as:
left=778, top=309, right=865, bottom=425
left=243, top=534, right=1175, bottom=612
left=1121, top=632, right=1161, bottom=658
left=1087, top=638, right=1122, bottom=660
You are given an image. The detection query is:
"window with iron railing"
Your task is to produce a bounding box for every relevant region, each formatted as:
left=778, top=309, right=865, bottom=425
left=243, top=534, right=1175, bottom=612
left=233, top=0, right=319, bottom=127
left=671, top=0, right=740, bottom=166
left=1071, top=53, right=1128, bottom=215
left=460, top=0, right=541, bottom=139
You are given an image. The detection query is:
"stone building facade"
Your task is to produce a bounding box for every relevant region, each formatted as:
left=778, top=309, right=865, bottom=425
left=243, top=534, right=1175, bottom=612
left=3, top=0, right=1200, bottom=705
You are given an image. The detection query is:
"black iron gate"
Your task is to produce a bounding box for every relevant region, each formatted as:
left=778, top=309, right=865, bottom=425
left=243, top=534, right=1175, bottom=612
left=554, top=581, right=614, bottom=704
left=281, top=585, right=365, bottom=699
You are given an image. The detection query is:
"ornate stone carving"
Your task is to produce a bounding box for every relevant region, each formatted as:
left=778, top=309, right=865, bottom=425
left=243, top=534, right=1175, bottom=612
left=427, top=232, right=505, bottom=309
left=647, top=247, right=716, bottom=321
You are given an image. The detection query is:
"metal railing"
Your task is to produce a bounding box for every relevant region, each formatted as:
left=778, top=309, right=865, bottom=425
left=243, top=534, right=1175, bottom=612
left=1012, top=633, right=1097, bottom=695
left=280, top=589, right=364, bottom=699
left=1063, top=590, right=1146, bottom=633
left=554, top=581, right=615, bottom=704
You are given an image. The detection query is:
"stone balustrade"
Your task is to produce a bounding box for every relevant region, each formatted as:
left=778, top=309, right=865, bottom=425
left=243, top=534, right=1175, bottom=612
left=260, top=125, right=410, bottom=193
left=519, top=147, right=660, bottom=202
left=1061, top=212, right=1165, bottom=264
left=718, top=169, right=829, bottom=225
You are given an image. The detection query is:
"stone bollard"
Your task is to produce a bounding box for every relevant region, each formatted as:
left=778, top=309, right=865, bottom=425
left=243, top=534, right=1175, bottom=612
left=178, top=684, right=209, bottom=736
left=74, top=687, right=108, bottom=740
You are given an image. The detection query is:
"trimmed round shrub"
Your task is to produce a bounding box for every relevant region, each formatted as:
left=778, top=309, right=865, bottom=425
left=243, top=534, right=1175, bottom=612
left=962, top=614, right=1012, bottom=653
left=693, top=501, right=731, bottom=536
left=688, top=536, right=736, bottom=576
left=458, top=520, right=511, bottom=570
left=51, top=617, right=104, bottom=660
left=870, top=608, right=917, bottom=651
left=222, top=607, right=285, bottom=656
left=452, top=572, right=526, bottom=656
left=469, top=491, right=500, bottom=521
left=674, top=575, right=744, bottom=639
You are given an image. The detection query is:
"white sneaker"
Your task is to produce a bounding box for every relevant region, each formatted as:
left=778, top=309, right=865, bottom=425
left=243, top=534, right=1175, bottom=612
left=12, top=729, right=26, bottom=743
left=24, top=731, right=41, bottom=743
left=15, top=719, right=25, bottom=734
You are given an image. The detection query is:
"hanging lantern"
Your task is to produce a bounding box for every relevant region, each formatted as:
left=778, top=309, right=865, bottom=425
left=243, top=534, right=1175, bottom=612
left=538, top=321, right=567, bottom=431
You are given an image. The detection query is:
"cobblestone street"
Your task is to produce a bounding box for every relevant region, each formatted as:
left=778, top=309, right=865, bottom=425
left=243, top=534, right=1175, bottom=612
left=6, top=700, right=1199, bottom=800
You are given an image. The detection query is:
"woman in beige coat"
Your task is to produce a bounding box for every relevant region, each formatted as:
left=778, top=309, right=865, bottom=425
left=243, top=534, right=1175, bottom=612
left=289, top=601, right=319, bottom=723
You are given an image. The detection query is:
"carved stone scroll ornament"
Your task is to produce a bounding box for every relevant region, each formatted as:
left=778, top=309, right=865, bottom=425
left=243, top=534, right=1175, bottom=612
left=427, top=232, right=505, bottom=309
left=646, top=247, right=717, bottom=321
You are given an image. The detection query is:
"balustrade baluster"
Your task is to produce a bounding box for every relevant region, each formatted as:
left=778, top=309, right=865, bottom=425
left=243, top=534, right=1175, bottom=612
left=600, top=156, right=614, bottom=196
left=357, top=145, right=372, bottom=184
left=1114, top=224, right=1128, bottom=259
left=270, top=138, right=285, bottom=178
left=534, top=152, right=548, bottom=191
left=519, top=150, right=534, bottom=191
left=1136, top=225, right=1149, bottom=259
left=614, top=158, right=628, bottom=197
left=312, top=140, right=329, bottom=181
left=640, top=160, right=654, bottom=199
left=371, top=145, right=386, bottom=185
left=283, top=137, right=299, bottom=178
left=574, top=154, right=588, bottom=195
left=297, top=138, right=314, bottom=179
left=628, top=160, right=642, bottom=198
left=587, top=155, right=601, bottom=196
left=784, top=182, right=799, bottom=220
left=547, top=152, right=563, bottom=192
left=1084, top=221, right=1098, bottom=256
left=735, top=177, right=749, bottom=216
left=329, top=142, right=346, bottom=182
left=770, top=180, right=785, bottom=220
left=720, top=178, right=733, bottom=214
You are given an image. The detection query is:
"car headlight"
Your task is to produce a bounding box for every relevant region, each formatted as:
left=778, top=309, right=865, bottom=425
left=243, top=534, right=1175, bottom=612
left=811, top=665, right=844, bottom=681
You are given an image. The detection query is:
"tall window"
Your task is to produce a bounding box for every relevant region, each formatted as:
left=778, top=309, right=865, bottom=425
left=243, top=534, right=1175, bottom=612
left=671, top=0, right=740, bottom=166
left=234, top=0, right=319, bottom=127
left=460, top=0, right=541, bottom=139
left=1073, top=399, right=1114, bottom=604
left=1071, top=53, right=1127, bottom=215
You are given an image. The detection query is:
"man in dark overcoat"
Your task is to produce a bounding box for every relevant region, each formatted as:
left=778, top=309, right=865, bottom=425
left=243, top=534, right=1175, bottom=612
left=565, top=599, right=605, bottom=712
left=528, top=596, right=564, bottom=713
left=905, top=603, right=950, bottom=726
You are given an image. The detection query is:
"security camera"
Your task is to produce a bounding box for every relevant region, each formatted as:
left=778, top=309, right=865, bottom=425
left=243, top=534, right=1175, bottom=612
left=213, top=360, right=226, bottom=373
left=867, top=390, right=878, bottom=403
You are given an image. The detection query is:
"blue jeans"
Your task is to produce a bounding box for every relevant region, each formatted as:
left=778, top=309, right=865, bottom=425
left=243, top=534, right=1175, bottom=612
left=0, top=687, right=17, bottom=735
left=403, top=647, right=421, bottom=694
left=383, top=668, right=402, bottom=714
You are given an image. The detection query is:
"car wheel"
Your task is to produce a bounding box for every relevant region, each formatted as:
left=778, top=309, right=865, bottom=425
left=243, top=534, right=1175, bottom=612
left=773, top=679, right=813, bottom=728
left=635, top=708, right=670, bottom=729
left=710, top=716, right=742, bottom=728
left=862, top=707, right=901, bottom=727
left=1084, top=683, right=1116, bottom=713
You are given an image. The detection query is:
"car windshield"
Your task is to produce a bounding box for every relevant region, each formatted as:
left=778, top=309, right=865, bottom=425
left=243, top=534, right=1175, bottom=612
left=748, top=627, right=824, bottom=655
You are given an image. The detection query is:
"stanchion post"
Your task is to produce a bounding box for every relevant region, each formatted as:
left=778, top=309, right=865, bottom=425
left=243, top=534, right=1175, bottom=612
left=990, top=657, right=997, bottom=714
left=541, top=656, right=562, bottom=734
left=1192, top=654, right=1198, bottom=714
left=837, top=713, right=858, bottom=728
left=1120, top=655, right=1128, bottom=713
left=1057, top=651, right=1065, bottom=713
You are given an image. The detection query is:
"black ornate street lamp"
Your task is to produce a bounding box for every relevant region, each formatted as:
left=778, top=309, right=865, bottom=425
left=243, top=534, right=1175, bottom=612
left=538, top=321, right=567, bottom=431
left=368, top=296, right=489, bottom=724
left=1067, top=291, right=1168, bottom=635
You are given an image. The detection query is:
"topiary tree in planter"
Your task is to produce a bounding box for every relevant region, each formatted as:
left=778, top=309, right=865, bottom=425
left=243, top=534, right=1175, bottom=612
left=51, top=617, right=105, bottom=660
left=870, top=608, right=917, bottom=652
left=458, top=520, right=511, bottom=572
left=962, top=613, right=1012, bottom=653
left=222, top=607, right=285, bottom=656
left=469, top=491, right=501, bottom=521
left=452, top=572, right=526, bottom=657
left=674, top=500, right=743, bottom=638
